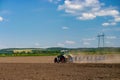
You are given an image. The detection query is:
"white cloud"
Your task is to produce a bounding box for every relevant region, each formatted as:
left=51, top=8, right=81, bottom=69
left=58, top=0, right=102, bottom=15
left=111, top=22, right=117, bottom=26
left=102, top=28, right=120, bottom=32
left=82, top=37, right=96, bottom=46
left=48, top=0, right=61, bottom=4
left=58, top=0, right=83, bottom=10
left=102, top=22, right=110, bottom=26
left=78, top=13, right=96, bottom=20
left=102, top=22, right=117, bottom=26
left=62, top=26, right=69, bottom=30
left=58, top=0, right=120, bottom=26
left=95, top=9, right=119, bottom=17
left=82, top=37, right=96, bottom=41
left=83, top=42, right=90, bottom=45
left=106, top=36, right=117, bottom=39
left=114, top=16, right=120, bottom=22
left=57, top=43, right=65, bottom=47
left=0, top=16, right=3, bottom=22
left=57, top=40, right=76, bottom=47
left=65, top=40, right=76, bottom=45
left=34, top=43, right=40, bottom=46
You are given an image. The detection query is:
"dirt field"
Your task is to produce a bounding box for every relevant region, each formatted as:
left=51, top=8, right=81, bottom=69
left=0, top=55, right=119, bottom=80
left=0, top=54, right=119, bottom=63
left=0, top=63, right=119, bottom=80
left=0, top=56, right=55, bottom=63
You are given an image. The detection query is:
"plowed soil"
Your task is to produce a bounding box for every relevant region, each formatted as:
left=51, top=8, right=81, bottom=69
left=0, top=63, right=119, bottom=80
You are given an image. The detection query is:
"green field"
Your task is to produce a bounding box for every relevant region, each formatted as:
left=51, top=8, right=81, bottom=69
left=0, top=47, right=120, bottom=57
left=0, top=53, right=60, bottom=57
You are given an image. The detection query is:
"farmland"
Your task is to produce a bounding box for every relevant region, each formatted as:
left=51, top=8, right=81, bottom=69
left=0, top=47, right=119, bottom=80
left=0, top=47, right=120, bottom=57
left=0, top=63, right=119, bottom=80
left=0, top=54, right=120, bottom=63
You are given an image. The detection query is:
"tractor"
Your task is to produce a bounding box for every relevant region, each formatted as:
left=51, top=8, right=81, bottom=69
left=54, top=50, right=73, bottom=63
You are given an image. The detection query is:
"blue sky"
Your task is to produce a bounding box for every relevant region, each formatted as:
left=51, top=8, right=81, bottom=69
left=0, top=0, right=120, bottom=48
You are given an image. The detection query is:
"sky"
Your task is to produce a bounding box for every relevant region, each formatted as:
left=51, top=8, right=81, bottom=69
left=0, top=0, right=120, bottom=48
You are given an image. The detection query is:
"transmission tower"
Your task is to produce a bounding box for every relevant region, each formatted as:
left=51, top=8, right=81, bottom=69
left=97, top=33, right=105, bottom=48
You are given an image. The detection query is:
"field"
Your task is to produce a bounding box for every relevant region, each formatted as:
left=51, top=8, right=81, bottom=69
left=0, top=63, right=119, bottom=80
left=0, top=55, right=120, bottom=80
left=0, top=56, right=55, bottom=63
left=0, top=54, right=119, bottom=63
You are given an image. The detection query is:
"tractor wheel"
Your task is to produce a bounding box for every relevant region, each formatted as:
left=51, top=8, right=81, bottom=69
left=54, top=57, right=58, bottom=63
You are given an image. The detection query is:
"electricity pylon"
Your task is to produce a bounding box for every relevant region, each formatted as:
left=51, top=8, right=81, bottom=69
left=97, top=33, right=105, bottom=48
